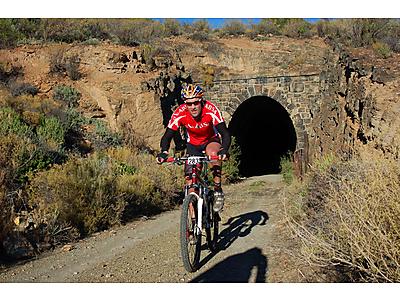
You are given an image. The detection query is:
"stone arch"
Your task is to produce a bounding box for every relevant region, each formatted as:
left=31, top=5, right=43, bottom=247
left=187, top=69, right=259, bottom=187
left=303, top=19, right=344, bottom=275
left=228, top=95, right=297, bottom=177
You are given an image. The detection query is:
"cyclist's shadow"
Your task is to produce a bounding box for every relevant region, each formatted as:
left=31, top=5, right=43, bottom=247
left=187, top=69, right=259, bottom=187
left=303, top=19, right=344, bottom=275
left=199, top=210, right=269, bottom=268
left=191, top=247, right=267, bottom=282
left=218, top=210, right=269, bottom=250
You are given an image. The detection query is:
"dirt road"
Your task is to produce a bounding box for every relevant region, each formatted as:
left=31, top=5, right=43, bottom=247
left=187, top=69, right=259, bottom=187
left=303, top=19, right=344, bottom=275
left=0, top=175, right=307, bottom=283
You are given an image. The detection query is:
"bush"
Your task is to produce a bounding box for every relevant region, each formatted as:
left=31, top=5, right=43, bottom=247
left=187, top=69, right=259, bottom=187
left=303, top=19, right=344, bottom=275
left=89, top=119, right=122, bottom=149
left=0, top=62, right=23, bottom=85
left=248, top=19, right=280, bottom=38
left=316, top=19, right=395, bottom=49
left=0, top=134, right=30, bottom=253
left=107, top=19, right=164, bottom=46
left=372, top=41, right=392, bottom=58
left=36, top=115, right=65, bottom=151
left=220, top=20, right=248, bottom=37
left=163, top=19, right=182, bottom=37
left=65, top=55, right=81, bottom=80
left=280, top=153, right=294, bottom=184
left=0, top=19, right=22, bottom=48
left=0, top=106, right=33, bottom=138
left=42, top=19, right=85, bottom=43
left=0, top=107, right=65, bottom=182
left=53, top=85, right=81, bottom=108
left=29, top=147, right=183, bottom=237
left=49, top=50, right=81, bottom=80
left=190, top=31, right=211, bottom=42
left=191, top=19, right=211, bottom=34
left=9, top=81, right=38, bottom=97
left=81, top=38, right=100, bottom=46
left=199, top=64, right=215, bottom=87
left=222, top=137, right=241, bottom=183
left=282, top=19, right=314, bottom=38
left=284, top=151, right=400, bottom=282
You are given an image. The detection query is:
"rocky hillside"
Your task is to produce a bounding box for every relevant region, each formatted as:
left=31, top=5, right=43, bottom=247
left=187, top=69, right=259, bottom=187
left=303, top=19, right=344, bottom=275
left=1, top=35, right=399, bottom=159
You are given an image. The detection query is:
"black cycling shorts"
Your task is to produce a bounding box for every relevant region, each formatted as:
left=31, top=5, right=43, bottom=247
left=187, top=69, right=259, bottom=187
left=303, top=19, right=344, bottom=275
left=185, top=137, right=221, bottom=176
left=184, top=136, right=221, bottom=177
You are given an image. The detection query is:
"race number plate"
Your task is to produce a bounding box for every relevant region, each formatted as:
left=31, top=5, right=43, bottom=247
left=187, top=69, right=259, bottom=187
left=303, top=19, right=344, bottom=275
left=187, top=156, right=201, bottom=165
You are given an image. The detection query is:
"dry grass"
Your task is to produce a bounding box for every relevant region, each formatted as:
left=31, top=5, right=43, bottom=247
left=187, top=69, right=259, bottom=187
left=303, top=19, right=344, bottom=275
left=283, top=150, right=400, bottom=282
left=28, top=147, right=183, bottom=239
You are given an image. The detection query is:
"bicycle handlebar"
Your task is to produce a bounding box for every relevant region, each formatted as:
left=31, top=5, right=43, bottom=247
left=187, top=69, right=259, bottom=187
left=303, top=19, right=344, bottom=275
left=165, top=155, right=220, bottom=164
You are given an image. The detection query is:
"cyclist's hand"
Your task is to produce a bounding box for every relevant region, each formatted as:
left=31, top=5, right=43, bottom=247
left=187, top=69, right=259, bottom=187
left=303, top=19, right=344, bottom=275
left=217, top=149, right=229, bottom=161
left=156, top=152, right=168, bottom=164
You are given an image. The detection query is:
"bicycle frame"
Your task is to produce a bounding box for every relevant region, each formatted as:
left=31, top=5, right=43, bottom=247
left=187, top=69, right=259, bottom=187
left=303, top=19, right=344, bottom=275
left=167, top=155, right=218, bottom=235
left=163, top=155, right=221, bottom=271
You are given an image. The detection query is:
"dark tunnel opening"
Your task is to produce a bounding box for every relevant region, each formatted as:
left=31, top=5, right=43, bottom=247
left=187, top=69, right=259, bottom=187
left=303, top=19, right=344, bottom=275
left=228, top=96, right=297, bottom=177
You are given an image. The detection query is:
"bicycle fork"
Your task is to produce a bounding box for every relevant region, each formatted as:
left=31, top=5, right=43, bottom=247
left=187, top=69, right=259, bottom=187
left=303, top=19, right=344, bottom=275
left=188, top=192, right=203, bottom=236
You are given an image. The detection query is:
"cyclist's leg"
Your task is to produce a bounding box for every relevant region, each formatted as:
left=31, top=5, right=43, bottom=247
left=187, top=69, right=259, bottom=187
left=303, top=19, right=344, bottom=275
left=205, top=141, right=222, bottom=188
left=205, top=141, right=225, bottom=212
left=185, top=143, right=205, bottom=218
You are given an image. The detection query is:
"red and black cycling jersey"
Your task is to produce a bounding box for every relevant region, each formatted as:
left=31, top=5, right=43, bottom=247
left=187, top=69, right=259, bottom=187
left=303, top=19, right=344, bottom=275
left=167, top=101, right=225, bottom=146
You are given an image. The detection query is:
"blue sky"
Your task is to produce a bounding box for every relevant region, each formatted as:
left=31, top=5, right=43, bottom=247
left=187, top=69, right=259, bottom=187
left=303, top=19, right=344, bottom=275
left=154, top=18, right=320, bottom=29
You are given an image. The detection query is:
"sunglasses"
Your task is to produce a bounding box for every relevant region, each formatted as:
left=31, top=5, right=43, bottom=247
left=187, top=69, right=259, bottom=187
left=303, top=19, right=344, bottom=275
left=185, top=100, right=201, bottom=106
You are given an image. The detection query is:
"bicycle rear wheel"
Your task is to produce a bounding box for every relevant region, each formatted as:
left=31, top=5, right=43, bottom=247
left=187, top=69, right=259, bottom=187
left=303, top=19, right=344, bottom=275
left=206, top=193, right=220, bottom=252
left=180, top=193, right=202, bottom=272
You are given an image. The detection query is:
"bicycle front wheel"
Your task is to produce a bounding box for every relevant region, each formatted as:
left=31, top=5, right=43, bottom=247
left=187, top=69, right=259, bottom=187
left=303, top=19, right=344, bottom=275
left=180, top=193, right=202, bottom=272
left=206, top=193, right=220, bottom=252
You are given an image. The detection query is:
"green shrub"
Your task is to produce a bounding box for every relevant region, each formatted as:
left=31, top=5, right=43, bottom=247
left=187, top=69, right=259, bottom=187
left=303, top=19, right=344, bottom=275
left=316, top=19, right=395, bottom=49
left=163, top=19, right=182, bottom=36
left=42, top=19, right=85, bottom=43
left=372, top=41, right=392, bottom=58
left=220, top=20, right=248, bottom=37
left=282, top=19, right=314, bottom=38
left=248, top=19, right=280, bottom=38
left=0, top=19, right=22, bottom=48
left=89, top=119, right=122, bottom=149
left=0, top=107, right=66, bottom=182
left=0, top=134, right=30, bottom=250
left=190, top=31, right=211, bottom=42
left=29, top=153, right=125, bottom=236
left=29, top=147, right=182, bottom=237
left=108, top=19, right=164, bottom=46
left=53, top=85, right=81, bottom=108
left=0, top=106, right=33, bottom=138
left=280, top=154, right=293, bottom=184
left=222, top=136, right=241, bottom=183
left=81, top=38, right=100, bottom=46
left=36, top=115, right=65, bottom=150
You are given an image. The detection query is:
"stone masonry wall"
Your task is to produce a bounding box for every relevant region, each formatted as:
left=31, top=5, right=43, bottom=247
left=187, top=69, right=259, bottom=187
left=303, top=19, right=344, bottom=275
left=201, top=74, right=321, bottom=150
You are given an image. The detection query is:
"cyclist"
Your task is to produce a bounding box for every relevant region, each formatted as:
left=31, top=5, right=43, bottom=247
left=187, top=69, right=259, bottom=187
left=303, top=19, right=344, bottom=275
left=156, top=84, right=231, bottom=212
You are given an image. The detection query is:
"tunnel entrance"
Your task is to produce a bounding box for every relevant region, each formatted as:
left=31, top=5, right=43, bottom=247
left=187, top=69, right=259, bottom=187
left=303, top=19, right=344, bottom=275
left=228, top=96, right=297, bottom=177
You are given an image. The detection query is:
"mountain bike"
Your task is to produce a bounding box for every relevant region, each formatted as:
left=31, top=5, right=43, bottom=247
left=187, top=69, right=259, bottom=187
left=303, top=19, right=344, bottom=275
left=165, top=155, right=221, bottom=272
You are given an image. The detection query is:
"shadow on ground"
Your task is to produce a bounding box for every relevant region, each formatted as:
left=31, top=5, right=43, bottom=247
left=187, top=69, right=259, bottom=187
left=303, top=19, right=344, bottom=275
left=190, top=247, right=268, bottom=282
left=218, top=210, right=269, bottom=251
left=193, top=210, right=269, bottom=281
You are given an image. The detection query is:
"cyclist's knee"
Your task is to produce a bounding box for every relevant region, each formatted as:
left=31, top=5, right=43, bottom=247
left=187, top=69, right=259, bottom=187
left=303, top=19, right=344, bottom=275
left=210, top=165, right=222, bottom=177
left=205, top=142, right=221, bottom=156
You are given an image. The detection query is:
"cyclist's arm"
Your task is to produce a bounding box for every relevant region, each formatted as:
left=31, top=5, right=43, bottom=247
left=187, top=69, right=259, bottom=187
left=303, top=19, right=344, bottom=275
left=160, top=127, right=177, bottom=153
left=215, top=122, right=231, bottom=154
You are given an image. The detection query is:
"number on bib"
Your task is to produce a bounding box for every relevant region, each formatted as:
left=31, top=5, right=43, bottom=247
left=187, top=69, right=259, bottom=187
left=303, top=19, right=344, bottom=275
left=187, top=157, right=201, bottom=165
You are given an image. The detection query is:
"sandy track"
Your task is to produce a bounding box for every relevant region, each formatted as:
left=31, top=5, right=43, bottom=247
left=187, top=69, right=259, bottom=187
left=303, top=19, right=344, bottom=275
left=0, top=175, right=307, bottom=283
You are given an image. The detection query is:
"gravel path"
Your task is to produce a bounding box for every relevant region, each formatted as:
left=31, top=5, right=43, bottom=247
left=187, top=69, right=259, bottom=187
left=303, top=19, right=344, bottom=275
left=0, top=175, right=307, bottom=283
